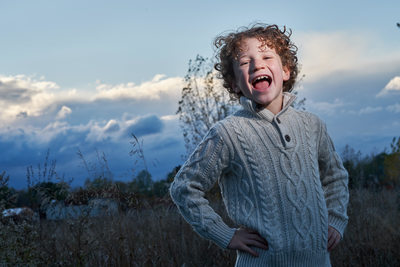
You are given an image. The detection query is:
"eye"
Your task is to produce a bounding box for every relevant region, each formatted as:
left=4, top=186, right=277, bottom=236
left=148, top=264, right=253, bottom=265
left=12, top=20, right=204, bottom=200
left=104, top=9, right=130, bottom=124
left=239, top=61, right=249, bottom=66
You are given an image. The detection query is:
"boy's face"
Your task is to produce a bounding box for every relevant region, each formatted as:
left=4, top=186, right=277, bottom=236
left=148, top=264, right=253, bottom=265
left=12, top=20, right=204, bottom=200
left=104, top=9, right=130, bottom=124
left=232, top=38, right=290, bottom=113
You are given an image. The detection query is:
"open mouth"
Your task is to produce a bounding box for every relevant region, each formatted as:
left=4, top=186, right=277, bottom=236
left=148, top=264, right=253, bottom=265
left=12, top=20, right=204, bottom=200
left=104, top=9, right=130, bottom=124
left=252, top=75, right=272, bottom=90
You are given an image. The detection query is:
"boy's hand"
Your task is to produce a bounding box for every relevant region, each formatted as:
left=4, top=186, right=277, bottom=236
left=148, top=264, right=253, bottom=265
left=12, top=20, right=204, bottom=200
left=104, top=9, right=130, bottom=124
left=327, top=226, right=341, bottom=252
left=227, top=228, right=268, bottom=257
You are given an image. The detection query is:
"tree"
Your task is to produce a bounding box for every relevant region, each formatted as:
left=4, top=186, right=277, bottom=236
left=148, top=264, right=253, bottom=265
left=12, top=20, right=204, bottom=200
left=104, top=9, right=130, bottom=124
left=152, top=165, right=181, bottom=198
left=24, top=149, right=70, bottom=211
left=177, top=55, right=237, bottom=156
left=129, top=133, right=154, bottom=195
left=341, top=145, right=363, bottom=189
left=362, top=152, right=386, bottom=188
left=383, top=137, right=400, bottom=187
left=0, top=171, right=16, bottom=210
left=165, top=165, right=181, bottom=183
left=84, top=177, right=113, bottom=190
left=78, top=149, right=113, bottom=185
left=130, top=170, right=153, bottom=196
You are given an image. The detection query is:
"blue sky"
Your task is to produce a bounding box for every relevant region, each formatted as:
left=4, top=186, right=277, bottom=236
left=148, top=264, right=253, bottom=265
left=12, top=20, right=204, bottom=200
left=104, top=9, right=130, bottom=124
left=1, top=0, right=400, bottom=188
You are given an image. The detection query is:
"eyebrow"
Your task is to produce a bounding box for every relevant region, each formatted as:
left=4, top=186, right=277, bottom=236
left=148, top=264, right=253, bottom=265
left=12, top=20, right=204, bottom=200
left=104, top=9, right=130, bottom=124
left=258, top=47, right=275, bottom=53
left=237, top=49, right=274, bottom=59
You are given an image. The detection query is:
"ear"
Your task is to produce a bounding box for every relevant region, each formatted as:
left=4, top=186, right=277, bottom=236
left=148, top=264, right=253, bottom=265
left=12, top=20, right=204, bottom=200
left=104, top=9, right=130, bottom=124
left=282, top=66, right=290, bottom=81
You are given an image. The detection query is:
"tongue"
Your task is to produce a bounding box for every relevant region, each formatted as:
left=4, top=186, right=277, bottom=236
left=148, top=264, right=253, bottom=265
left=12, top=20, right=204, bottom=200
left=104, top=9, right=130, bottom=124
left=254, top=80, right=270, bottom=90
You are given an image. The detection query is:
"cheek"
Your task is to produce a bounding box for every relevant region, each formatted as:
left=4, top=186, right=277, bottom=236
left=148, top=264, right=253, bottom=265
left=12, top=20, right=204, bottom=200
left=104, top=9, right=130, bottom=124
left=235, top=72, right=246, bottom=85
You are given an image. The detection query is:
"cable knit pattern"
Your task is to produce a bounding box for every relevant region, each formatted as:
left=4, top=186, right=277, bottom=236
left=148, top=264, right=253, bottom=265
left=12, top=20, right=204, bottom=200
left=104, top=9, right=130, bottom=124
left=231, top=119, right=282, bottom=250
left=232, top=122, right=258, bottom=226
left=303, top=113, right=329, bottom=250
left=170, top=93, right=349, bottom=267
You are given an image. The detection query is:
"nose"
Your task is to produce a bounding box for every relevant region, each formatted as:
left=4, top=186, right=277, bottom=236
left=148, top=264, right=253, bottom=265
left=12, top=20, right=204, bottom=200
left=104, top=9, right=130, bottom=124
left=252, top=58, right=265, bottom=72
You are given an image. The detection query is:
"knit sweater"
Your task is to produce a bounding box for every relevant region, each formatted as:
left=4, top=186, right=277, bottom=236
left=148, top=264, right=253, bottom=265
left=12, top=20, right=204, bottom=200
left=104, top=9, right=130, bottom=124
left=170, top=93, right=349, bottom=267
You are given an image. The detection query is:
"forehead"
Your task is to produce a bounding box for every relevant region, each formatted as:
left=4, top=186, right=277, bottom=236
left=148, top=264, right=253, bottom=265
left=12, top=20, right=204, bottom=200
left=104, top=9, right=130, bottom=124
left=235, top=37, right=275, bottom=57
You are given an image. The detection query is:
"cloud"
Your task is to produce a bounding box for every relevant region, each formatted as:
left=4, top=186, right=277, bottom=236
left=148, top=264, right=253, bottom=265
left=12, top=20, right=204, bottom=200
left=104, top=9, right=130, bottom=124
left=295, top=32, right=400, bottom=82
left=0, top=74, right=184, bottom=129
left=0, top=75, right=76, bottom=127
left=387, top=103, right=400, bottom=113
left=359, top=106, right=383, bottom=115
left=94, top=74, right=183, bottom=101
left=125, top=115, right=164, bottom=138
left=56, top=106, right=72, bottom=119
left=0, top=84, right=36, bottom=104
left=377, top=76, right=400, bottom=97
left=307, top=98, right=345, bottom=115
left=0, top=112, right=183, bottom=188
left=0, top=73, right=188, bottom=188
left=0, top=73, right=182, bottom=151
left=75, top=115, right=165, bottom=143
left=104, top=119, right=120, bottom=133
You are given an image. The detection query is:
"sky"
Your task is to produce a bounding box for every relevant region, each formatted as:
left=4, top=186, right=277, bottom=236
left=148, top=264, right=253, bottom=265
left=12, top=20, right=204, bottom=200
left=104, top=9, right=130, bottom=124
left=1, top=0, right=399, bottom=189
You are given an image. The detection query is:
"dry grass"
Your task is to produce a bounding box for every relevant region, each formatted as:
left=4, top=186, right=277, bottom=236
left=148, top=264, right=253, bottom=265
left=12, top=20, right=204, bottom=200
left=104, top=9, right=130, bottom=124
left=331, top=188, right=400, bottom=267
left=0, top=188, right=399, bottom=266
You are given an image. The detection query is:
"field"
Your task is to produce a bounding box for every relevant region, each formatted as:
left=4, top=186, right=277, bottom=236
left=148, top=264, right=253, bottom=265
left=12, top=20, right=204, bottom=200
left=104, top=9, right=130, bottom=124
left=1, top=188, right=399, bottom=266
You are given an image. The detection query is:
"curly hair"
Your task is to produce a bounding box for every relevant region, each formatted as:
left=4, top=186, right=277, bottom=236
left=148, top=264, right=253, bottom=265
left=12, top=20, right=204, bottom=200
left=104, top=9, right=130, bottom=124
left=214, top=23, right=299, bottom=98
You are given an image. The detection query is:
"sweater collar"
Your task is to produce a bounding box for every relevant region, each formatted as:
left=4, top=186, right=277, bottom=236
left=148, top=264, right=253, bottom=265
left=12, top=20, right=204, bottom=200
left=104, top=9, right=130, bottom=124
left=239, top=92, right=297, bottom=122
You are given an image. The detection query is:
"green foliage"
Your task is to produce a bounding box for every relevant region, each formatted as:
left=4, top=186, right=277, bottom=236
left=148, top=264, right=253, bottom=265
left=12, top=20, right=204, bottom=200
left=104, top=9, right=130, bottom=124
left=166, top=165, right=181, bottom=183
left=130, top=165, right=181, bottom=198
left=342, top=136, right=400, bottom=189
left=38, top=181, right=69, bottom=201
left=383, top=137, right=400, bottom=187
left=152, top=180, right=169, bottom=198
left=341, top=145, right=363, bottom=189
left=22, top=150, right=70, bottom=211
left=151, top=166, right=180, bottom=198
left=130, top=169, right=153, bottom=196
left=363, top=152, right=386, bottom=187
left=0, top=171, right=17, bottom=210
left=16, top=181, right=70, bottom=213
left=85, top=176, right=113, bottom=190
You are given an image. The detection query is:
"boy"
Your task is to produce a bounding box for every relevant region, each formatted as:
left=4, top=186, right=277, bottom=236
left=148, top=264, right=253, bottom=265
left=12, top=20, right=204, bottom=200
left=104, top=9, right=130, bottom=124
left=170, top=24, right=349, bottom=267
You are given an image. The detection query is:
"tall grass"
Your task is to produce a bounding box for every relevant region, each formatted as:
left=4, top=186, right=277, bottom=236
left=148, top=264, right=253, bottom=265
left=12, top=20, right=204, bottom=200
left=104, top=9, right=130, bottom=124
left=331, top=188, right=400, bottom=267
left=1, top=188, right=399, bottom=266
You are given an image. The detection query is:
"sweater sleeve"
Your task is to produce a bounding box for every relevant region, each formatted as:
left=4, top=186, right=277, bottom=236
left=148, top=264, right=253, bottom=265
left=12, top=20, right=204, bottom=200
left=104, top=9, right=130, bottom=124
left=318, top=121, right=349, bottom=238
left=169, top=125, right=236, bottom=249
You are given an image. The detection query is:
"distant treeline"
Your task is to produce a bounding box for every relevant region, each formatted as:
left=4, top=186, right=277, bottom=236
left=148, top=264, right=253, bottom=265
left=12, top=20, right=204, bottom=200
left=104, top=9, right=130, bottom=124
left=0, top=163, right=180, bottom=213
left=1, top=137, right=399, bottom=213
left=342, top=137, right=400, bottom=189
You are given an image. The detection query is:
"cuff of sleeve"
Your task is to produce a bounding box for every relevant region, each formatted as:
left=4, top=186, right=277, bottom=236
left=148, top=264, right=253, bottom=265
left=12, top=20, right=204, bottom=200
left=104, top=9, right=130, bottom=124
left=329, top=215, right=348, bottom=238
left=207, top=222, right=237, bottom=249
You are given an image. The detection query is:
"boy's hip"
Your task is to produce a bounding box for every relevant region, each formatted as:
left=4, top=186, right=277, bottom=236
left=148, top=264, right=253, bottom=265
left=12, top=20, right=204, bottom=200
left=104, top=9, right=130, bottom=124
left=235, top=248, right=331, bottom=267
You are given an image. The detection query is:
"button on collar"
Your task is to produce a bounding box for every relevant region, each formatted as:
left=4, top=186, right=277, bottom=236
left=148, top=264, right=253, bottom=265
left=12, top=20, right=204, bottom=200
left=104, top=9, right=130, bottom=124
left=285, top=135, right=291, bottom=142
